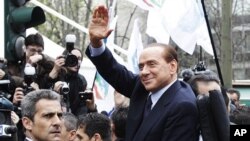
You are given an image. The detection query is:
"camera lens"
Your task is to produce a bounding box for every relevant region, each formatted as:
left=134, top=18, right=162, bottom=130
left=65, top=54, right=78, bottom=67
left=60, top=82, right=70, bottom=94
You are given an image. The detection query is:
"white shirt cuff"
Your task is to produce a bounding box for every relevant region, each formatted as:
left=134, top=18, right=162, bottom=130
left=89, top=41, right=105, bottom=57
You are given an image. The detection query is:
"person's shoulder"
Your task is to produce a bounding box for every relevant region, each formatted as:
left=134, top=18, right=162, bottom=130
left=175, top=80, right=193, bottom=91
left=175, top=80, right=197, bottom=99
left=78, top=73, right=87, bottom=82
left=78, top=73, right=86, bottom=79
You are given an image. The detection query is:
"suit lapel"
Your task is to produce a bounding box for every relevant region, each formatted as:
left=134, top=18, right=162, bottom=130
left=126, top=85, right=149, bottom=141
left=132, top=81, right=182, bottom=140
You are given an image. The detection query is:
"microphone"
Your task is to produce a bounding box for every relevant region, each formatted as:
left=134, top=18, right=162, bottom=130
left=181, top=69, right=194, bottom=82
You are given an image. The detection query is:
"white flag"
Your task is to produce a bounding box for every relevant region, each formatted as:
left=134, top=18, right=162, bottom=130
left=126, top=0, right=214, bottom=56
left=127, top=19, right=144, bottom=74
left=126, top=0, right=154, bottom=10
left=196, top=0, right=214, bottom=56
left=146, top=10, right=170, bottom=44
left=161, top=0, right=213, bottom=55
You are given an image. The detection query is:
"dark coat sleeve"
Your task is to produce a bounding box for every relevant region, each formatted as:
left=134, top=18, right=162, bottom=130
left=85, top=46, right=139, bottom=98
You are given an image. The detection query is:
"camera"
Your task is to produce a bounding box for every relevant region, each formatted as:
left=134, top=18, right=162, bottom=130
left=0, top=80, right=12, bottom=99
left=192, top=61, right=212, bottom=75
left=0, top=95, right=17, bottom=138
left=0, top=58, right=7, bottom=70
left=79, top=91, right=93, bottom=101
left=61, top=54, right=78, bottom=67
left=62, top=34, right=78, bottom=67
left=181, top=69, right=194, bottom=82
left=60, top=82, right=70, bottom=95
left=23, top=63, right=36, bottom=94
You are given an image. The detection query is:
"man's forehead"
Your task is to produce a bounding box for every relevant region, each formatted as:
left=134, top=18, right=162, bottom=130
left=35, top=99, right=61, bottom=111
left=27, top=45, right=43, bottom=49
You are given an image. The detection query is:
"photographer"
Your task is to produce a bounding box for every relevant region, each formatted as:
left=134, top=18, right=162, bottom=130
left=0, top=57, right=16, bottom=100
left=7, top=33, right=54, bottom=89
left=11, top=83, right=39, bottom=141
left=45, top=47, right=97, bottom=116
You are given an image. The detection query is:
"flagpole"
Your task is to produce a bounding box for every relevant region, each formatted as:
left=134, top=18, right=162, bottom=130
left=201, top=0, right=224, bottom=86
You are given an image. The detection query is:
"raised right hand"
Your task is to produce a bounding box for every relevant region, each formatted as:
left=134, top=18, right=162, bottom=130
left=89, top=5, right=113, bottom=48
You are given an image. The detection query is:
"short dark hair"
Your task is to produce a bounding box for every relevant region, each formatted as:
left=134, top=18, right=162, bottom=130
left=188, top=74, right=220, bottom=96
left=146, top=43, right=178, bottom=73
left=227, top=88, right=241, bottom=100
left=147, top=43, right=178, bottom=63
left=25, top=33, right=44, bottom=49
left=77, top=113, right=111, bottom=141
left=111, top=106, right=129, bottom=139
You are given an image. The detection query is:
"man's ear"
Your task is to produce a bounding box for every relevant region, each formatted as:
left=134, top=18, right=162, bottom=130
left=92, top=133, right=102, bottom=141
left=69, top=130, right=77, bottom=140
left=169, top=59, right=178, bottom=74
left=22, top=117, right=33, bottom=131
left=111, top=123, right=116, bottom=139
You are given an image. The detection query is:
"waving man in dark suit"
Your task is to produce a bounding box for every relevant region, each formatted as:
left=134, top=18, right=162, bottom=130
left=86, top=5, right=199, bottom=141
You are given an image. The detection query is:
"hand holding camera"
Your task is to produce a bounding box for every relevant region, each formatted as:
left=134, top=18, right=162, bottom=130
left=0, top=69, right=5, bottom=80
left=0, top=58, right=7, bottom=79
left=54, top=56, right=65, bottom=70
left=28, top=54, right=43, bottom=64
left=53, top=81, right=69, bottom=95
left=79, top=90, right=95, bottom=110
left=12, top=87, right=24, bottom=105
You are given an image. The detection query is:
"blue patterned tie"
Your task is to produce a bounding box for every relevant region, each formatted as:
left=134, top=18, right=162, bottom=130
left=144, top=95, right=152, bottom=118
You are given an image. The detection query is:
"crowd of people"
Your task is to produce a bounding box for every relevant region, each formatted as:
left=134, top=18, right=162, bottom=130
left=1, top=4, right=250, bottom=141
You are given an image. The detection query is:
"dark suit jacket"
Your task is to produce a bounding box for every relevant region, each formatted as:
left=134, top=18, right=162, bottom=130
left=86, top=47, right=199, bottom=141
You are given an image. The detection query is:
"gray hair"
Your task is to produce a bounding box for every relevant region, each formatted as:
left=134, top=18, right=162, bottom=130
left=21, top=89, right=61, bottom=120
left=62, top=112, right=78, bottom=131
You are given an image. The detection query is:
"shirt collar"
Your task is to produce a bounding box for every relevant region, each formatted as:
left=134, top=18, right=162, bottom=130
left=150, top=79, right=177, bottom=108
left=25, top=137, right=33, bottom=141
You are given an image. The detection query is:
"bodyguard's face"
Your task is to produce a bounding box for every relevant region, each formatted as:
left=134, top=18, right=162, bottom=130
left=229, top=93, right=240, bottom=106
left=75, top=127, right=91, bottom=141
left=26, top=99, right=63, bottom=141
left=60, top=119, right=76, bottom=141
left=139, top=47, right=177, bottom=92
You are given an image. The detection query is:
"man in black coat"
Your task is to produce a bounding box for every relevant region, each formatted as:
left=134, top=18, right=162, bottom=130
left=86, top=5, right=199, bottom=141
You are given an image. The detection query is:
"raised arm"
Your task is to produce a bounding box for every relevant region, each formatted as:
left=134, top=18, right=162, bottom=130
left=89, top=5, right=113, bottom=48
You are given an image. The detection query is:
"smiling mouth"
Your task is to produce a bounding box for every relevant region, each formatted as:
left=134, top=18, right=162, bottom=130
left=143, top=79, right=152, bottom=84
left=50, top=131, right=61, bottom=134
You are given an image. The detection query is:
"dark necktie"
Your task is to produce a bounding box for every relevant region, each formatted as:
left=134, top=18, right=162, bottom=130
left=143, top=95, right=152, bottom=118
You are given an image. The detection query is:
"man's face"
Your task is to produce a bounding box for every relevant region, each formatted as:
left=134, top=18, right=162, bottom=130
left=28, top=99, right=63, bottom=141
left=75, top=127, right=91, bottom=141
left=229, top=93, right=240, bottom=106
left=139, top=47, right=177, bottom=92
left=197, top=81, right=221, bottom=95
left=60, top=119, right=76, bottom=141
left=67, top=49, right=82, bottom=72
left=26, top=45, right=43, bottom=59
